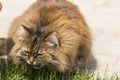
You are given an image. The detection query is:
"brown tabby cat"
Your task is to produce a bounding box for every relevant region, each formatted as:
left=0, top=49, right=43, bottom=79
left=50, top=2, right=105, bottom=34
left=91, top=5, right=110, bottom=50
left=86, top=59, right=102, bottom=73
left=8, top=0, right=91, bottom=73
left=0, top=38, right=14, bottom=61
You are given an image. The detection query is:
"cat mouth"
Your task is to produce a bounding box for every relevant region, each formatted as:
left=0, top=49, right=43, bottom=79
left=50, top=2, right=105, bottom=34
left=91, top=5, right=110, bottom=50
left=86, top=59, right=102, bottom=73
left=33, top=64, right=44, bottom=69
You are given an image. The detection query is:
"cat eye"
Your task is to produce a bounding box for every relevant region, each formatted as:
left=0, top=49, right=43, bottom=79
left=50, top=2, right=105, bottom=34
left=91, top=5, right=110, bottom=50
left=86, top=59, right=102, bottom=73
left=24, top=51, right=30, bottom=53
left=23, top=50, right=30, bottom=56
left=38, top=50, right=45, bottom=55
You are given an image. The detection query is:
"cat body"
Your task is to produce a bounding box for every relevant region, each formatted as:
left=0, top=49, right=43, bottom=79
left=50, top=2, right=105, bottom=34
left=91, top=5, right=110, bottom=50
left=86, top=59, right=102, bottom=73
left=0, top=38, right=14, bottom=65
left=0, top=38, right=14, bottom=58
left=8, top=0, right=91, bottom=73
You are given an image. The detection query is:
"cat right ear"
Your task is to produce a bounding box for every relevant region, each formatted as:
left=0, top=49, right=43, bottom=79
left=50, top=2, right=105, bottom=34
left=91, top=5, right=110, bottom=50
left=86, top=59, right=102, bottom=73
left=16, top=24, right=30, bottom=39
left=45, top=32, right=59, bottom=47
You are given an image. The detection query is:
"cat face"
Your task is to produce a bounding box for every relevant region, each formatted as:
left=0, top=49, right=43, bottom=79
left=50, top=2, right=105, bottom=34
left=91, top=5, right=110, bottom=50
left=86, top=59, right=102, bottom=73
left=11, top=25, right=60, bottom=69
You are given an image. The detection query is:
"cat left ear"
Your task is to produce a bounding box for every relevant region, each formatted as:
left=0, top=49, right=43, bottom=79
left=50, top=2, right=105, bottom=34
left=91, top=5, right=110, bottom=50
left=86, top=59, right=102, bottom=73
left=19, top=24, right=30, bottom=36
left=21, top=24, right=30, bottom=34
left=16, top=24, right=30, bottom=40
left=45, top=32, right=59, bottom=47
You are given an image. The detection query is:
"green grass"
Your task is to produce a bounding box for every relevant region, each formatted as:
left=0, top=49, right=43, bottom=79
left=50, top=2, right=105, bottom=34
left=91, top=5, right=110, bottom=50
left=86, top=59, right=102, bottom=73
left=0, top=59, right=120, bottom=80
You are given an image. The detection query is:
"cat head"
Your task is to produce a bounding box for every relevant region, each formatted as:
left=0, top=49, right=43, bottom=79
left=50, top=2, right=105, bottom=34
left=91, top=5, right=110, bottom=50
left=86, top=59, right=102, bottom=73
left=11, top=24, right=60, bottom=69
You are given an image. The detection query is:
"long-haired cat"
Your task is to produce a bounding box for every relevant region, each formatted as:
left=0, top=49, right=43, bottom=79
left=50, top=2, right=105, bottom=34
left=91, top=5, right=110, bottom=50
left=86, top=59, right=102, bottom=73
left=0, top=38, right=14, bottom=64
left=8, top=0, right=91, bottom=73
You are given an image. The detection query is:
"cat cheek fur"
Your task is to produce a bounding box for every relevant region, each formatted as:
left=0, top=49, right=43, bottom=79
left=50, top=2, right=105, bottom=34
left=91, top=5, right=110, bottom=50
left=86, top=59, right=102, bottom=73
left=46, top=59, right=68, bottom=72
left=9, top=46, right=26, bottom=64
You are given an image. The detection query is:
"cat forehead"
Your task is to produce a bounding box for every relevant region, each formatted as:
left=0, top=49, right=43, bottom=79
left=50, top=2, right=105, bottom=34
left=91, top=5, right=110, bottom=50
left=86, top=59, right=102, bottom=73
left=22, top=42, right=45, bottom=54
left=30, top=36, right=44, bottom=47
left=30, top=35, right=46, bottom=45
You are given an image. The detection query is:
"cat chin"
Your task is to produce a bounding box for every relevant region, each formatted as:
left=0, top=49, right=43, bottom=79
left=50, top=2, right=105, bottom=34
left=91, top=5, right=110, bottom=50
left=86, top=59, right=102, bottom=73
left=33, top=64, right=45, bottom=69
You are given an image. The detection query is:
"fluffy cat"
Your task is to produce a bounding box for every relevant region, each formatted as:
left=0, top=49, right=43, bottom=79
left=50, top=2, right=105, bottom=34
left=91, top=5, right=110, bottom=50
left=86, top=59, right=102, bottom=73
left=0, top=38, right=14, bottom=65
left=0, top=38, right=14, bottom=58
left=8, top=0, right=91, bottom=73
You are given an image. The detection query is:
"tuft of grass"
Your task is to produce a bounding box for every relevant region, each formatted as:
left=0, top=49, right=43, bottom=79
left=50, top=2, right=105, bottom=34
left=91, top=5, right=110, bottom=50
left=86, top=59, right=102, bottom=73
left=0, top=59, right=120, bottom=80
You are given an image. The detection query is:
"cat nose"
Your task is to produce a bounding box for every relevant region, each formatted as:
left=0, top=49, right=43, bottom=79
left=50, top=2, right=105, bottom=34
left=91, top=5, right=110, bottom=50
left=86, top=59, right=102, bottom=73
left=29, top=57, right=34, bottom=64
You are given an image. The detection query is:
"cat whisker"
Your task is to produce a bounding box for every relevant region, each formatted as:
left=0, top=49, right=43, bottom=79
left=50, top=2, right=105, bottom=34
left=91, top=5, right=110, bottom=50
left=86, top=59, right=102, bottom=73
left=46, top=58, right=61, bottom=66
left=33, top=64, right=45, bottom=69
left=12, top=52, right=21, bottom=57
left=0, top=55, right=8, bottom=65
left=0, top=55, right=8, bottom=59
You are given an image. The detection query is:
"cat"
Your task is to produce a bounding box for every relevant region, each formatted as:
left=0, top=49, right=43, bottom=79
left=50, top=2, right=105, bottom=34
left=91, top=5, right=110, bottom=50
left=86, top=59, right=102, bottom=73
left=8, top=0, right=92, bottom=73
left=0, top=38, right=14, bottom=64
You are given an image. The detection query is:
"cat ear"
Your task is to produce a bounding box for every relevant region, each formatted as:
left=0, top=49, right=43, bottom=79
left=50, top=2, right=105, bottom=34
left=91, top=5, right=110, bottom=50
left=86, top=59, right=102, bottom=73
left=21, top=24, right=30, bottom=34
left=16, top=24, right=30, bottom=38
left=45, top=32, right=59, bottom=47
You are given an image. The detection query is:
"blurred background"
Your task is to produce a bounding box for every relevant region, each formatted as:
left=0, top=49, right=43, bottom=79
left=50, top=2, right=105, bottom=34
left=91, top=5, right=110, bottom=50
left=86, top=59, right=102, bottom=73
left=0, top=0, right=120, bottom=77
